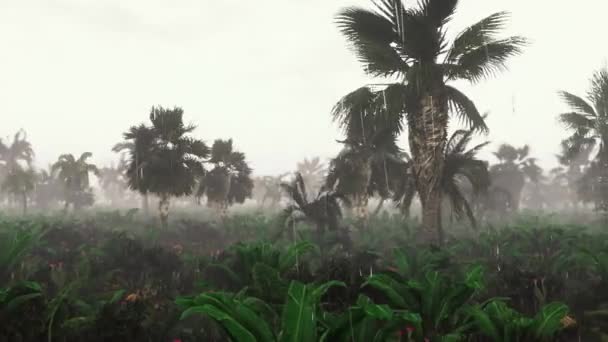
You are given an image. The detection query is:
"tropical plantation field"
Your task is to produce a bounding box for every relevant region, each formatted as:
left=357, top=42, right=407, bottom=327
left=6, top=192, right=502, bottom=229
left=4, top=0, right=608, bottom=341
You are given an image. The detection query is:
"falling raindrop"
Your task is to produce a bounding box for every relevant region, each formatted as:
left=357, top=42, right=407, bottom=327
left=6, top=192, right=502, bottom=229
left=382, top=89, right=388, bottom=110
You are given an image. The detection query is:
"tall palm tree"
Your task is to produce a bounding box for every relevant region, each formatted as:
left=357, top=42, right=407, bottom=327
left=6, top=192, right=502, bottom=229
left=1, top=166, right=35, bottom=215
left=143, top=106, right=209, bottom=227
left=0, top=129, right=34, bottom=171
left=52, top=152, right=99, bottom=211
left=335, top=0, right=525, bottom=243
left=197, top=139, right=253, bottom=220
left=557, top=68, right=608, bottom=214
left=113, top=124, right=157, bottom=215
left=0, top=130, right=34, bottom=206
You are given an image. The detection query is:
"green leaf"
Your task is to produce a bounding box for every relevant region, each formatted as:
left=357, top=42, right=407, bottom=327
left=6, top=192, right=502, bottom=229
left=4, top=292, right=42, bottom=313
left=280, top=281, right=316, bottom=342
left=310, top=280, right=346, bottom=303
left=109, top=289, right=126, bottom=304
left=363, top=274, right=410, bottom=308
left=530, top=302, right=568, bottom=339
left=184, top=304, right=258, bottom=342
left=279, top=241, right=316, bottom=272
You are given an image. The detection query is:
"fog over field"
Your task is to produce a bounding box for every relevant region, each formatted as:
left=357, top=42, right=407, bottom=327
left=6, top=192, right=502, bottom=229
left=1, top=0, right=607, bottom=174
left=5, top=1, right=608, bottom=341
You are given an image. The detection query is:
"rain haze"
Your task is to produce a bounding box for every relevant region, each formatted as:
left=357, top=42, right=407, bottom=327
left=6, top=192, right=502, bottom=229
left=3, top=1, right=608, bottom=340
left=1, top=0, right=606, bottom=174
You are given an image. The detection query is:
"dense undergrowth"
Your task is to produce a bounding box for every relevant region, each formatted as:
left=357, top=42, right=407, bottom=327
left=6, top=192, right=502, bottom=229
left=1, top=211, right=607, bottom=341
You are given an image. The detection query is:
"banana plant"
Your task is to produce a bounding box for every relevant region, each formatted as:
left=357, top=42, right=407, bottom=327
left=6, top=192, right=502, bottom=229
left=176, top=280, right=344, bottom=342
left=320, top=294, right=422, bottom=342
left=364, top=265, right=486, bottom=340
left=0, top=281, right=46, bottom=340
left=203, top=241, right=316, bottom=302
left=0, top=223, right=44, bottom=284
left=467, top=300, right=570, bottom=342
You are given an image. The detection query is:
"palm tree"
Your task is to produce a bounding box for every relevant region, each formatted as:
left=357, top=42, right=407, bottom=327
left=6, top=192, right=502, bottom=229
left=98, top=160, right=127, bottom=206
left=295, top=157, right=327, bottom=196
left=113, top=124, right=157, bottom=215
left=327, top=87, right=404, bottom=222
left=335, top=0, right=525, bottom=243
left=143, top=106, right=209, bottom=227
left=0, top=130, right=35, bottom=207
left=1, top=166, right=35, bottom=215
left=280, top=173, right=351, bottom=251
left=551, top=142, right=594, bottom=209
left=0, top=129, right=34, bottom=171
left=52, top=152, right=99, bottom=211
left=393, top=128, right=490, bottom=232
left=557, top=68, right=608, bottom=214
left=34, top=166, right=61, bottom=210
left=489, top=144, right=536, bottom=211
left=253, top=173, right=289, bottom=208
left=197, top=139, right=253, bottom=220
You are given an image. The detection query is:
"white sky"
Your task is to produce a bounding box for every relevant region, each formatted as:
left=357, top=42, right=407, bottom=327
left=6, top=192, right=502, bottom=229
left=1, top=0, right=606, bottom=175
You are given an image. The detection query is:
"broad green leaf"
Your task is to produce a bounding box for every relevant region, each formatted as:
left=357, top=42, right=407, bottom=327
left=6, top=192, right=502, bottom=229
left=185, top=304, right=258, bottom=342
left=4, top=292, right=42, bottom=313
left=280, top=281, right=316, bottom=342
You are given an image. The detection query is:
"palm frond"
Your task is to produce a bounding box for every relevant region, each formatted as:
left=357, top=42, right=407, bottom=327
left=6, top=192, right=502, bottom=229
left=558, top=91, right=596, bottom=116
left=445, top=85, right=488, bottom=132
left=419, top=0, right=458, bottom=27
left=446, top=36, right=526, bottom=83
left=336, top=7, right=409, bottom=77
left=445, top=11, right=510, bottom=63
left=559, top=112, right=596, bottom=131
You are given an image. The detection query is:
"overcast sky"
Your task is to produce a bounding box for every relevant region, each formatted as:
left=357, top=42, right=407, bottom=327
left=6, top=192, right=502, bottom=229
left=1, top=0, right=606, bottom=175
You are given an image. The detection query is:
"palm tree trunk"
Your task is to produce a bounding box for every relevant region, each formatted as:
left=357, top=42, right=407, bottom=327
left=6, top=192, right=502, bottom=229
left=372, top=198, right=385, bottom=217
left=21, top=192, right=27, bottom=216
left=142, top=192, right=149, bottom=216
left=597, top=149, right=608, bottom=220
left=159, top=193, right=170, bottom=228
left=409, top=93, right=448, bottom=245
left=352, top=193, right=369, bottom=222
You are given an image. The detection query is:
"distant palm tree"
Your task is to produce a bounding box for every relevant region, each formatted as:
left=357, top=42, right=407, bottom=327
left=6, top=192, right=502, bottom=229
left=113, top=124, right=157, bottom=215
left=551, top=142, right=594, bottom=209
left=0, top=129, right=34, bottom=171
left=253, top=173, right=289, bottom=208
left=489, top=144, right=537, bottom=211
left=52, top=152, right=99, bottom=211
left=98, top=160, right=127, bottom=206
left=197, top=139, right=253, bottom=220
left=0, top=130, right=34, bottom=206
left=1, top=167, right=35, bottom=215
left=34, top=166, right=61, bottom=210
left=296, top=157, right=326, bottom=196
left=281, top=173, right=351, bottom=251
left=557, top=68, right=608, bottom=214
left=143, top=106, right=209, bottom=227
left=336, top=0, right=525, bottom=243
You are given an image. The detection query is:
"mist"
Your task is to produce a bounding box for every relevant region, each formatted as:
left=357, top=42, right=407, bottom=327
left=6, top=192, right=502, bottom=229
left=1, top=0, right=608, bottom=341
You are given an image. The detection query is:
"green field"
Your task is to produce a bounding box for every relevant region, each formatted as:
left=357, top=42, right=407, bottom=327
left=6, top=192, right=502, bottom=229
left=1, top=211, right=606, bottom=341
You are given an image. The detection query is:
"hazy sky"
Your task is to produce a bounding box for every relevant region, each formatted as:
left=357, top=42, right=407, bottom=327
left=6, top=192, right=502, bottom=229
left=1, top=0, right=606, bottom=175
